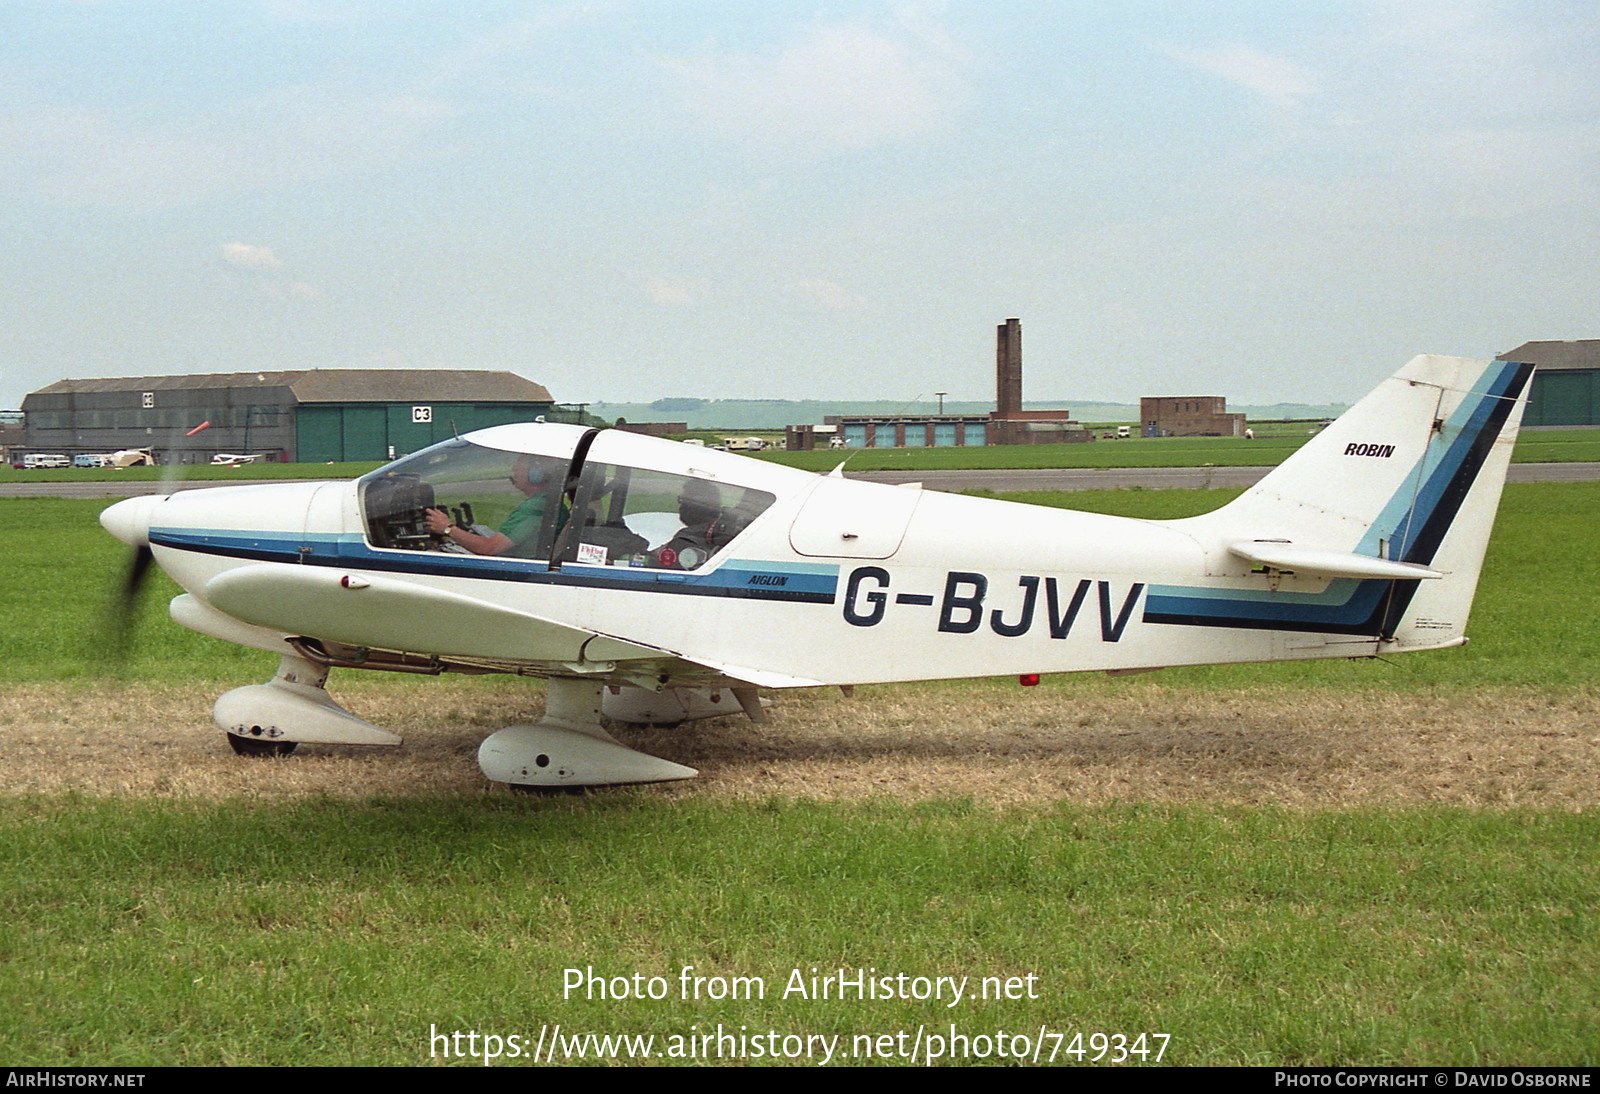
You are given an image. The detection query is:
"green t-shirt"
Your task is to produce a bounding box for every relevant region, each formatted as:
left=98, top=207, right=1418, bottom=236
left=499, top=493, right=549, bottom=557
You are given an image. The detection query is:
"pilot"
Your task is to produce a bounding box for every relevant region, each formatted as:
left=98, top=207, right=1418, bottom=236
left=655, top=477, right=735, bottom=570
left=424, top=453, right=562, bottom=557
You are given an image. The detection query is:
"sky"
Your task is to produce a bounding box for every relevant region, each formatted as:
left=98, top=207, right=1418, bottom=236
left=2, top=1, right=1596, bottom=410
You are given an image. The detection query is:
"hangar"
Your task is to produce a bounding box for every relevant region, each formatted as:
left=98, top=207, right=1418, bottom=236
left=22, top=370, right=576, bottom=463
left=1502, top=341, right=1600, bottom=427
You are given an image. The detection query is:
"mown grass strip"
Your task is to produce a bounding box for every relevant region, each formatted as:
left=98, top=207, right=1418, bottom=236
left=1, top=796, right=1595, bottom=1066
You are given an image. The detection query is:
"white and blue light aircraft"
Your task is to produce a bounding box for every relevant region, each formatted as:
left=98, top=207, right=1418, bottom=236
left=101, top=355, right=1532, bottom=789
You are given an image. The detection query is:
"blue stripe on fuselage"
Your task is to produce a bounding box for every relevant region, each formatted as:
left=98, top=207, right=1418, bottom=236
left=147, top=529, right=840, bottom=603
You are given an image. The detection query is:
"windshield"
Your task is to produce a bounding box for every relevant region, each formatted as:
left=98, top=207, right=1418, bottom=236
left=360, top=439, right=567, bottom=557
left=359, top=437, right=775, bottom=570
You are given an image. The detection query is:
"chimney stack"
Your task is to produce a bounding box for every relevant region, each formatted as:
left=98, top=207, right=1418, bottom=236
left=995, top=317, right=1022, bottom=419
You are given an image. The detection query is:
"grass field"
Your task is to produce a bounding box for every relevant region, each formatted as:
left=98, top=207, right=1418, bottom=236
left=4, top=797, right=1594, bottom=1066
left=0, top=485, right=1596, bottom=1066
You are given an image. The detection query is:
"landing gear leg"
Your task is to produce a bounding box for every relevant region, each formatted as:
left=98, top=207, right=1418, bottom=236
left=213, top=653, right=402, bottom=754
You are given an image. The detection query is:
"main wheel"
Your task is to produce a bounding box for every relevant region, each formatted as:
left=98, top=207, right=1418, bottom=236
left=226, top=733, right=298, bottom=757
left=507, top=782, right=586, bottom=796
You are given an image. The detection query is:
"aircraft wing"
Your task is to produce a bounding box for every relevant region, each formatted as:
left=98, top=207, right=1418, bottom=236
left=202, top=563, right=829, bottom=687
left=204, top=563, right=667, bottom=666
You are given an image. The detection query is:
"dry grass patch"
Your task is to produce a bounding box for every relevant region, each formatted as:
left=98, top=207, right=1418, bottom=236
left=2, top=680, right=1595, bottom=809
left=669, top=684, right=1600, bottom=809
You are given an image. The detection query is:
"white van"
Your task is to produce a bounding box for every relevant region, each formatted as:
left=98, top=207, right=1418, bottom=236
left=24, top=453, right=70, bottom=469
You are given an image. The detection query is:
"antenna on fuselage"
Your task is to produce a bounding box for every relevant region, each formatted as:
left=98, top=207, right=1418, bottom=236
left=826, top=392, right=927, bottom=477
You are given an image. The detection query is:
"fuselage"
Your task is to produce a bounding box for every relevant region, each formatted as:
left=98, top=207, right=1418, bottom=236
left=105, top=421, right=1393, bottom=689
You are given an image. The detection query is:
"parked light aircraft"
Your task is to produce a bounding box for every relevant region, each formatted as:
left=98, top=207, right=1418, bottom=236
left=109, top=447, right=154, bottom=468
left=101, top=355, right=1532, bottom=789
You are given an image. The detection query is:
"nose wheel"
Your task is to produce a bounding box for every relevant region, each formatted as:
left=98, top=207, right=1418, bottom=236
left=213, top=653, right=402, bottom=755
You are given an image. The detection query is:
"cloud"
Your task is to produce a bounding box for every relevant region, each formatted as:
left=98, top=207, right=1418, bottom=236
left=644, top=275, right=713, bottom=308
left=415, top=5, right=606, bottom=96
left=1192, top=7, right=1600, bottom=224
left=219, top=242, right=285, bottom=273
left=1162, top=43, right=1318, bottom=107
left=256, top=0, right=374, bottom=25
left=219, top=241, right=324, bottom=300
left=791, top=278, right=867, bottom=312
left=666, top=11, right=970, bottom=152
left=260, top=280, right=324, bottom=302
left=1307, top=125, right=1598, bottom=223
left=0, top=88, right=456, bottom=211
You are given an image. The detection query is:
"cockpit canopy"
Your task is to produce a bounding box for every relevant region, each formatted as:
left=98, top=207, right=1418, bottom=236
left=359, top=426, right=780, bottom=571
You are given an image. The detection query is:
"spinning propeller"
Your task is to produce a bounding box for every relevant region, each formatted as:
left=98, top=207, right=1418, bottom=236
left=104, top=421, right=210, bottom=656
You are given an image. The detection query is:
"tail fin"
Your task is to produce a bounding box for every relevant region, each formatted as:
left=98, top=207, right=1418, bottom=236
left=1162, top=355, right=1533, bottom=645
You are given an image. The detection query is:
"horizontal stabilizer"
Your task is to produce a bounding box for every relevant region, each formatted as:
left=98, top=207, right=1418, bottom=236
left=1227, top=541, right=1443, bottom=581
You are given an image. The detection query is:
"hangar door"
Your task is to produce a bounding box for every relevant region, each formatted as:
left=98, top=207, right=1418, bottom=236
left=1526, top=370, right=1598, bottom=426
left=297, top=406, right=388, bottom=462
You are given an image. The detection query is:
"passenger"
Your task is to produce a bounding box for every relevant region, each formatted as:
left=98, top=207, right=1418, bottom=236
left=424, top=454, right=561, bottom=557
left=656, top=478, right=730, bottom=570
